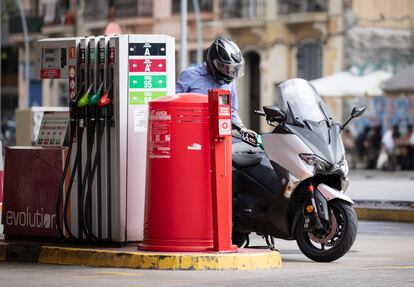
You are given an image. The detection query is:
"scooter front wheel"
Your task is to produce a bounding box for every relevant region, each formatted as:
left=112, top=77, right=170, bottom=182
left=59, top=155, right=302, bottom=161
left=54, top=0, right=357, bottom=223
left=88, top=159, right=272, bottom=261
left=295, top=200, right=357, bottom=262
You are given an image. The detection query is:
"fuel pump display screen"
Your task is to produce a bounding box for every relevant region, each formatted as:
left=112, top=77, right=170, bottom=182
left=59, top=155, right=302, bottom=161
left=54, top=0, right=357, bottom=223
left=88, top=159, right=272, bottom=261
left=42, top=48, right=60, bottom=69
left=40, top=47, right=65, bottom=79
left=219, top=95, right=229, bottom=105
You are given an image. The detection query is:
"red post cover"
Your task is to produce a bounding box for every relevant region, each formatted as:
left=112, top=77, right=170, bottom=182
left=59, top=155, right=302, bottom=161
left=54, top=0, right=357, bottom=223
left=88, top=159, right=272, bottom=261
left=208, top=89, right=237, bottom=252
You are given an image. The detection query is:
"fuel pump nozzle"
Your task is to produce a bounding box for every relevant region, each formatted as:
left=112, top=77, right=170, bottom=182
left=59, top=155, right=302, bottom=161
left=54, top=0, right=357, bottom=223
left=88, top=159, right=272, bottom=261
left=78, top=83, right=94, bottom=108
left=98, top=84, right=112, bottom=107
left=56, top=81, right=88, bottom=242
left=90, top=82, right=105, bottom=106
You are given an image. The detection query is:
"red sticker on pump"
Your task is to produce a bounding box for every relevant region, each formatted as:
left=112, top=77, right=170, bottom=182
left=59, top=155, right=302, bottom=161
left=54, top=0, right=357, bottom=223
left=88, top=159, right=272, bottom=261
left=219, top=106, right=231, bottom=117
left=40, top=69, right=61, bottom=79
left=129, top=59, right=166, bottom=73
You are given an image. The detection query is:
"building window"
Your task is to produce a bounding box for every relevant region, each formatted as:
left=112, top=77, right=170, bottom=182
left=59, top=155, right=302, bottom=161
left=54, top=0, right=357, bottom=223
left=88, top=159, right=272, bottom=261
left=278, top=0, right=327, bottom=15
left=84, top=0, right=152, bottom=20
left=220, top=0, right=265, bottom=19
left=172, top=0, right=213, bottom=14
left=297, top=42, right=322, bottom=80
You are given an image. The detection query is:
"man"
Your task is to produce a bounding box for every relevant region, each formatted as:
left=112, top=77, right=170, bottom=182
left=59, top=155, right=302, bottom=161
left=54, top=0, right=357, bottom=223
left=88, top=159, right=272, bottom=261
left=176, top=36, right=257, bottom=145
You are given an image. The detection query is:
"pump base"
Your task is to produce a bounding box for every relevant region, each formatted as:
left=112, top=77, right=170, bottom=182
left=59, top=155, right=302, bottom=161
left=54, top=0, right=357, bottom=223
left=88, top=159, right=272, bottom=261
left=0, top=240, right=282, bottom=270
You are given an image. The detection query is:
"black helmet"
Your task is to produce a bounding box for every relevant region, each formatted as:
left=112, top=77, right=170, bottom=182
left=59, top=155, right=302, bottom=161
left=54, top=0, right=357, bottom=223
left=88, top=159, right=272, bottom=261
left=205, top=36, right=245, bottom=84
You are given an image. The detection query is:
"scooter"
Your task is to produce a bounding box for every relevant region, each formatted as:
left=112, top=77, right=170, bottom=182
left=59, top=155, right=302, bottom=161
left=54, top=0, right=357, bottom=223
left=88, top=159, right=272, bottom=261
left=232, top=78, right=365, bottom=262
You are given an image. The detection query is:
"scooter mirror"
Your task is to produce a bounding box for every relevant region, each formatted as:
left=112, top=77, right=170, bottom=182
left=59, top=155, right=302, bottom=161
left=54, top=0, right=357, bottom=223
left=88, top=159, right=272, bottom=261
left=263, top=106, right=286, bottom=122
left=351, top=105, right=366, bottom=118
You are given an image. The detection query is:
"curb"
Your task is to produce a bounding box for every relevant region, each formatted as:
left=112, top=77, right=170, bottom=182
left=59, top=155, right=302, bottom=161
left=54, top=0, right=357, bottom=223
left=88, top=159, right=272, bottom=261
left=0, top=242, right=281, bottom=270
left=355, top=207, right=414, bottom=223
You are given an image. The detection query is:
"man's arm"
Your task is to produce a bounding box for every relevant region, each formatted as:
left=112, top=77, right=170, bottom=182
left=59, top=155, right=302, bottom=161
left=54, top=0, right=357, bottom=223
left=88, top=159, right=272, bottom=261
left=175, top=69, right=192, bottom=93
left=230, top=83, right=242, bottom=125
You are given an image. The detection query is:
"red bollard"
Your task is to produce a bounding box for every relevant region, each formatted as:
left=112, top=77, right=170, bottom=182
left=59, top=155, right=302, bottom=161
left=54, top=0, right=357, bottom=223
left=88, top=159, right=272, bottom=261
left=139, top=91, right=236, bottom=252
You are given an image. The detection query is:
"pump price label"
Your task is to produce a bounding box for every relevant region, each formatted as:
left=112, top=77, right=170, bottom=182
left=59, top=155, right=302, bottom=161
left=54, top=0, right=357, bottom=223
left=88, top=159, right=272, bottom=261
left=129, top=59, right=166, bottom=73
left=128, top=43, right=166, bottom=56
left=89, top=48, right=95, bottom=64
left=129, top=91, right=167, bottom=105
left=129, top=75, right=167, bottom=89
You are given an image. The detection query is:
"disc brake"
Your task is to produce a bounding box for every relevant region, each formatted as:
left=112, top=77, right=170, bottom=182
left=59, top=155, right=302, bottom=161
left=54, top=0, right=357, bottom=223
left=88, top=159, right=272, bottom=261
left=308, top=210, right=337, bottom=244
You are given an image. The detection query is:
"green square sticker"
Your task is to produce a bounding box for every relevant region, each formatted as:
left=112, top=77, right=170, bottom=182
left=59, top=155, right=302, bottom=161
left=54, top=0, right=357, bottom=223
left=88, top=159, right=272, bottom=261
left=129, top=91, right=167, bottom=105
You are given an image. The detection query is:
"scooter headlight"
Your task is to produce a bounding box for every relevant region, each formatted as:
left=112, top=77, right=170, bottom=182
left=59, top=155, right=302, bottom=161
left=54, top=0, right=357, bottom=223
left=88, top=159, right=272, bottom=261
left=335, top=154, right=349, bottom=175
left=299, top=154, right=331, bottom=171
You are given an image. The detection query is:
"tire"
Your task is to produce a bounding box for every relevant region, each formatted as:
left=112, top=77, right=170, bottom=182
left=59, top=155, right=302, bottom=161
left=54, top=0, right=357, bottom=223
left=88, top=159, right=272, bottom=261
left=232, top=230, right=250, bottom=248
left=295, top=200, right=358, bottom=262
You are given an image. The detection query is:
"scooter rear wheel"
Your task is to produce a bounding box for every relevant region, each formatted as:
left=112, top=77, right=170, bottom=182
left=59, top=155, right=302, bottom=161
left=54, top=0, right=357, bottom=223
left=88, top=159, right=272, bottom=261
left=295, top=200, right=357, bottom=262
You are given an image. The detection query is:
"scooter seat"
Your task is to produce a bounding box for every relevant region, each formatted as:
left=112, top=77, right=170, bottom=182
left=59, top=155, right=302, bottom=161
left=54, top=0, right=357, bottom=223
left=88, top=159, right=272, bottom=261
left=232, top=138, right=264, bottom=169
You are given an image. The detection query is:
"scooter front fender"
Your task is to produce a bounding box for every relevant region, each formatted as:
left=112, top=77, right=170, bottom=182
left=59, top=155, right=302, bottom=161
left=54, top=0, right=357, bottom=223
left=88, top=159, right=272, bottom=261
left=316, top=183, right=354, bottom=204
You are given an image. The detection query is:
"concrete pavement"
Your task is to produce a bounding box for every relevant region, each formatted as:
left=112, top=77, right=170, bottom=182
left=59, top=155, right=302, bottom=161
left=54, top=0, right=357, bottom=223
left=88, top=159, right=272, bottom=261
left=0, top=169, right=413, bottom=271
left=1, top=221, right=413, bottom=287
left=347, top=170, right=414, bottom=202
left=347, top=170, right=414, bottom=222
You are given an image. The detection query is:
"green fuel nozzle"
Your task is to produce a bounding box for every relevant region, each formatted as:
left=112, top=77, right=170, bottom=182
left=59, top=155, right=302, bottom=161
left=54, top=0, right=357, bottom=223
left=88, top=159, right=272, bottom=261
left=77, top=83, right=94, bottom=108
left=89, top=82, right=105, bottom=106
left=257, top=134, right=264, bottom=150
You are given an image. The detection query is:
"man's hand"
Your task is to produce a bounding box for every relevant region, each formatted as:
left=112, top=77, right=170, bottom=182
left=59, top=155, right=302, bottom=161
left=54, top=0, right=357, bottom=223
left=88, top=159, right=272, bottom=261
left=240, top=126, right=258, bottom=146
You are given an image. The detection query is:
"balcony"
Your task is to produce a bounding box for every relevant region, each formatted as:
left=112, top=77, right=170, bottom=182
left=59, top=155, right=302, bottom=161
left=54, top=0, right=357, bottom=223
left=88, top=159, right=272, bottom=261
left=8, top=16, right=43, bottom=34
left=278, top=0, right=327, bottom=14
left=277, top=0, right=328, bottom=24
left=7, top=15, right=44, bottom=43
left=220, top=0, right=266, bottom=19
left=172, top=0, right=213, bottom=14
left=219, top=0, right=266, bottom=28
left=84, top=0, right=153, bottom=21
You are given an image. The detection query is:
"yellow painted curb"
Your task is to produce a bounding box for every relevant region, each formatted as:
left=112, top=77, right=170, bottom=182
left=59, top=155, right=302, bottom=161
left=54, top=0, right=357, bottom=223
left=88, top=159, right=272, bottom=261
left=356, top=207, right=414, bottom=223
left=38, top=246, right=281, bottom=270
left=0, top=243, right=6, bottom=261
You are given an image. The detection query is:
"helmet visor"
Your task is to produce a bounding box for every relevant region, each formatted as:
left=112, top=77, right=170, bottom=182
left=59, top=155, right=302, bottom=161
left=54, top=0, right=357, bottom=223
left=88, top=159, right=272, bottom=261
left=213, top=59, right=245, bottom=79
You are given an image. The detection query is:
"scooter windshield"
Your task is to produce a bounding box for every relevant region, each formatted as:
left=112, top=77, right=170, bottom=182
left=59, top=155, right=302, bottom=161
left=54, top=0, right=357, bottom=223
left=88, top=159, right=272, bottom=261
left=277, top=78, right=328, bottom=124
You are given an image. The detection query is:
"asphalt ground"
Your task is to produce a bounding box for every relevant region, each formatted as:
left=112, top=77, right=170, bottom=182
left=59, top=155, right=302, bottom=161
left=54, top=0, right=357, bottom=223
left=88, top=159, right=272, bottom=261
left=0, top=169, right=413, bottom=272
left=0, top=221, right=413, bottom=287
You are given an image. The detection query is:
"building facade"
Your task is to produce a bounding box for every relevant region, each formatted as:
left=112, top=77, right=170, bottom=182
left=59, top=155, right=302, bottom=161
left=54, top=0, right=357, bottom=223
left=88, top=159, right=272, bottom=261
left=5, top=0, right=413, bottom=132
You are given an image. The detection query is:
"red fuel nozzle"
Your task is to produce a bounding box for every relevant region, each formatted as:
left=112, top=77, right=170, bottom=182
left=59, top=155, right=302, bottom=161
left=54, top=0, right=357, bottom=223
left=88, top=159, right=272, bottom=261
left=98, top=92, right=111, bottom=107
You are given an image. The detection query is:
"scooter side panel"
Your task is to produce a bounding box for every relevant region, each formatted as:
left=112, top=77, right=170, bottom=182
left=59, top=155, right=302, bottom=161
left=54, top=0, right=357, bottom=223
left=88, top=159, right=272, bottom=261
left=317, top=183, right=354, bottom=204
left=262, top=134, right=313, bottom=181
left=232, top=159, right=293, bottom=239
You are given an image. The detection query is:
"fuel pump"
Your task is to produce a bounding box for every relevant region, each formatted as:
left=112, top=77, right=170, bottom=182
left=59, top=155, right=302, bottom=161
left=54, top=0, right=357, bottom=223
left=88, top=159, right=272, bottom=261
left=37, top=34, right=175, bottom=244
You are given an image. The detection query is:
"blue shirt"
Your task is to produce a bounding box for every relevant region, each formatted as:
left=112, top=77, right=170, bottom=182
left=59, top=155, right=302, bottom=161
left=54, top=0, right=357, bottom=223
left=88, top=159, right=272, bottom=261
left=175, top=62, right=242, bottom=124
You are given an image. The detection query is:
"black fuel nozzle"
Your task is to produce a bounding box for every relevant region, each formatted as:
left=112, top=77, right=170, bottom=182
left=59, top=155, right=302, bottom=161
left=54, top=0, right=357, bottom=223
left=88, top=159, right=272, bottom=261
left=69, top=82, right=85, bottom=122
left=70, top=83, right=85, bottom=109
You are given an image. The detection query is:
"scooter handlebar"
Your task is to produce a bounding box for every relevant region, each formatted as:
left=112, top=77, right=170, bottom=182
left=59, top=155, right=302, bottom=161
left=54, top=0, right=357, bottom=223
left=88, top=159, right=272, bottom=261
left=254, top=110, right=266, bottom=117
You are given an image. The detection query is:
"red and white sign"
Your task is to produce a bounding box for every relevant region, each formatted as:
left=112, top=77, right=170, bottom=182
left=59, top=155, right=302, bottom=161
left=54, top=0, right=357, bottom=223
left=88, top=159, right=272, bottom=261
left=219, top=119, right=232, bottom=136
left=68, top=65, right=76, bottom=99
left=219, top=106, right=231, bottom=117
left=149, top=109, right=171, bottom=159
left=40, top=69, right=61, bottom=79
left=129, top=59, right=166, bottom=73
left=69, top=47, right=76, bottom=59
left=109, top=47, right=116, bottom=63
